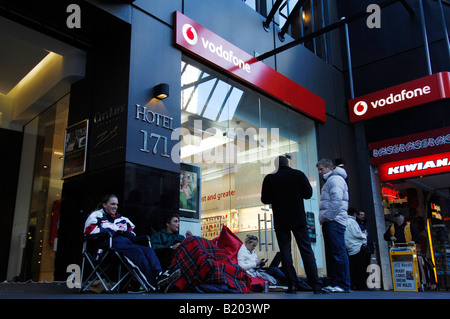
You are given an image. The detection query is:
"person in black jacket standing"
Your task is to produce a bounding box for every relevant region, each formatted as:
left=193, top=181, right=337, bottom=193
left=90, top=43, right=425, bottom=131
left=261, top=156, right=326, bottom=294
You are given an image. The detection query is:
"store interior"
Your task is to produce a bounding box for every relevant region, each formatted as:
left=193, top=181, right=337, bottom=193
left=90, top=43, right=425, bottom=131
left=179, top=58, right=326, bottom=276
left=381, top=172, right=450, bottom=289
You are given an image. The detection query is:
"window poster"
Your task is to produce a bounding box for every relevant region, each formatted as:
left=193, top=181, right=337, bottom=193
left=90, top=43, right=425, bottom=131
left=62, top=119, right=88, bottom=179
left=180, top=162, right=201, bottom=220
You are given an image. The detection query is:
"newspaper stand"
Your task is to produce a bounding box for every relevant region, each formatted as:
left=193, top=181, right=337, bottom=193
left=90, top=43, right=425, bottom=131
left=389, top=244, right=420, bottom=292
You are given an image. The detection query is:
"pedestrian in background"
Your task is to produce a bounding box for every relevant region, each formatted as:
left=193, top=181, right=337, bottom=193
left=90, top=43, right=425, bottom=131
left=356, top=210, right=375, bottom=285
left=345, top=208, right=367, bottom=290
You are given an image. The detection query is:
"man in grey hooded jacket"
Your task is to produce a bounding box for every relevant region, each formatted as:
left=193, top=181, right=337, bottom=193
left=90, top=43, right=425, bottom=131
left=316, top=159, right=351, bottom=293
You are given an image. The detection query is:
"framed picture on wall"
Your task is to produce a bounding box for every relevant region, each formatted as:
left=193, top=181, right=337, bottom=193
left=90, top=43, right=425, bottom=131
left=62, top=119, right=88, bottom=179
left=180, top=162, right=201, bottom=220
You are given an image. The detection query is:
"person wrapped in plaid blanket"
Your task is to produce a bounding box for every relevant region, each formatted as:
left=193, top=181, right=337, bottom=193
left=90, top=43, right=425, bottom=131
left=168, top=236, right=252, bottom=293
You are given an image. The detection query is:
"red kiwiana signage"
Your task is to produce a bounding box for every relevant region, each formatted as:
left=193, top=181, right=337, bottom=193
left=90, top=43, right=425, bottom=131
left=369, top=127, right=450, bottom=165
left=378, top=151, right=450, bottom=182
left=174, top=11, right=326, bottom=122
left=349, top=72, right=450, bottom=123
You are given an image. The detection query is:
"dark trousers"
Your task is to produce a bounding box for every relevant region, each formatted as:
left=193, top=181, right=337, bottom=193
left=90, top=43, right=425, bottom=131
left=275, top=226, right=322, bottom=290
left=322, top=221, right=351, bottom=290
left=349, top=247, right=367, bottom=290
left=112, top=236, right=162, bottom=285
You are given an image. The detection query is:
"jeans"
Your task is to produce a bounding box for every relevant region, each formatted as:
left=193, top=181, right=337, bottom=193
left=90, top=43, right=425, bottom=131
left=322, top=221, right=351, bottom=290
left=112, top=236, right=163, bottom=285
left=275, top=227, right=323, bottom=290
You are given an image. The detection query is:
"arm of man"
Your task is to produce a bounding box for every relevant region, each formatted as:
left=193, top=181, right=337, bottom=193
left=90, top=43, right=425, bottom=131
left=298, top=171, right=313, bottom=200
left=324, top=177, right=345, bottom=221
left=261, top=175, right=273, bottom=204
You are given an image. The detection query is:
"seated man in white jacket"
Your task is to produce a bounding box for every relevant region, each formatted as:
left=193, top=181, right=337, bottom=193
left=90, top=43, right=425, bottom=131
left=345, top=208, right=368, bottom=290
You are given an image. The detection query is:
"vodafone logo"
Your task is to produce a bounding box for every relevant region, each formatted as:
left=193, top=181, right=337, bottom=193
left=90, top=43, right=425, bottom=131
left=354, top=101, right=368, bottom=116
left=182, top=24, right=198, bottom=45
left=180, top=21, right=251, bottom=74
left=351, top=85, right=432, bottom=119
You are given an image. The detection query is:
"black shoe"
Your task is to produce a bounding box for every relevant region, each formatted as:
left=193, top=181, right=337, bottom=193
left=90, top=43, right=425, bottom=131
left=285, top=285, right=297, bottom=294
left=313, top=287, right=330, bottom=294
left=295, top=280, right=313, bottom=291
left=156, top=269, right=181, bottom=293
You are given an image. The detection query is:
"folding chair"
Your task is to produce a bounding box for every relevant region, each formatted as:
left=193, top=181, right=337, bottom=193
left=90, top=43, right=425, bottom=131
left=79, top=232, right=155, bottom=293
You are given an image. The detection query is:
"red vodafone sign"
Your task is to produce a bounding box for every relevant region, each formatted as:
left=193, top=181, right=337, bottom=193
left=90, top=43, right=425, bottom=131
left=378, top=152, right=450, bottom=182
left=349, top=72, right=450, bottom=123
left=174, top=11, right=326, bottom=122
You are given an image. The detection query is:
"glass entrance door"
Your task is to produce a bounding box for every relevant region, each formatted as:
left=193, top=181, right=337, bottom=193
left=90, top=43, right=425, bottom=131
left=18, top=94, right=69, bottom=281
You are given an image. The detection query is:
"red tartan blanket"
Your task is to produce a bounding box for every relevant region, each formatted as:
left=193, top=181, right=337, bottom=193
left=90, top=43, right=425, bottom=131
left=168, top=236, right=252, bottom=293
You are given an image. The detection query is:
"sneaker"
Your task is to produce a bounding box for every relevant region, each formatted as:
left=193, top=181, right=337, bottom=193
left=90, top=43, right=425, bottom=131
left=329, top=286, right=352, bottom=293
left=323, top=285, right=337, bottom=293
left=156, top=269, right=181, bottom=293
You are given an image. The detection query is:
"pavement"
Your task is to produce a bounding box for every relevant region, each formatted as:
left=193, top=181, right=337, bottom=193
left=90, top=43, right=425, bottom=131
left=0, top=281, right=449, bottom=299
left=1, top=281, right=448, bottom=317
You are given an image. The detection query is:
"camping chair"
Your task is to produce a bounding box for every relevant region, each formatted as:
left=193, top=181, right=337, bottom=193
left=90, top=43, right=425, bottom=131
left=79, top=232, right=155, bottom=293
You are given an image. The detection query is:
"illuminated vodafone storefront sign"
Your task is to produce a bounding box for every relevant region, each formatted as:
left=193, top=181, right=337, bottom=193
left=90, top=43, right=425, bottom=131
left=349, top=72, right=450, bottom=123
left=378, top=152, right=450, bottom=182
left=175, top=11, right=326, bottom=122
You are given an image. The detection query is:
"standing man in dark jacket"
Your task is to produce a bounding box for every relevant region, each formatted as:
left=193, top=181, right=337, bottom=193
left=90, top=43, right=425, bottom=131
left=261, top=156, right=326, bottom=294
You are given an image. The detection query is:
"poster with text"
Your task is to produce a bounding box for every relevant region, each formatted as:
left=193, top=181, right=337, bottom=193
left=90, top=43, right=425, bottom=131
left=62, top=119, right=88, bottom=179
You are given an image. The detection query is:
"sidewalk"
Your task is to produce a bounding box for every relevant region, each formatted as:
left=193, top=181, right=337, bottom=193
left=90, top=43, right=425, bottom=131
left=1, top=281, right=449, bottom=299
left=1, top=282, right=448, bottom=318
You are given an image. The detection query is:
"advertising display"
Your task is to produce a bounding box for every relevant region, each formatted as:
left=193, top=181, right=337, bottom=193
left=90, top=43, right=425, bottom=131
left=180, top=162, right=201, bottom=220
left=62, top=119, right=88, bottom=179
left=389, top=245, right=420, bottom=292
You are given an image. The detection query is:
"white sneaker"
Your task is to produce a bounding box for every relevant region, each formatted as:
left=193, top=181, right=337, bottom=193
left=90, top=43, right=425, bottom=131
left=323, top=285, right=337, bottom=292
left=332, top=286, right=345, bottom=293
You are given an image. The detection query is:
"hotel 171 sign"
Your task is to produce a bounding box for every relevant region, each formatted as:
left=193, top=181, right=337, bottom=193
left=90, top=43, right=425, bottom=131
left=349, top=72, right=450, bottom=123
left=174, top=11, right=326, bottom=122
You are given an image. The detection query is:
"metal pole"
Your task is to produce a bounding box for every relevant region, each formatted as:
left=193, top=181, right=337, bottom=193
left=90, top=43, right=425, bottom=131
left=321, top=0, right=328, bottom=63
left=438, top=0, right=450, bottom=64
left=264, top=213, right=268, bottom=251
left=418, top=0, right=432, bottom=75
left=311, top=0, right=317, bottom=54
left=258, top=213, right=262, bottom=250
left=270, top=213, right=274, bottom=251
left=263, top=0, right=284, bottom=31
left=257, top=0, right=405, bottom=61
left=344, top=22, right=355, bottom=99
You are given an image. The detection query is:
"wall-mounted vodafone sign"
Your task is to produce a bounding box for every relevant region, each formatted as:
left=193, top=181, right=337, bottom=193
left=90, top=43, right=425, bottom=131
left=378, top=151, right=450, bottom=182
left=174, top=11, right=326, bottom=122
left=349, top=72, right=450, bottom=123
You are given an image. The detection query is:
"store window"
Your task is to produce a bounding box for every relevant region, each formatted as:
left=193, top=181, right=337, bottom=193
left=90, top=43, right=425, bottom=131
left=15, top=94, right=69, bottom=281
left=180, top=58, right=325, bottom=274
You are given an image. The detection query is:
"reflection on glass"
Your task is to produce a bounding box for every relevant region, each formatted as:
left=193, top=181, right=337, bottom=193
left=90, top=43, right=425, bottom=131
left=180, top=58, right=323, bottom=274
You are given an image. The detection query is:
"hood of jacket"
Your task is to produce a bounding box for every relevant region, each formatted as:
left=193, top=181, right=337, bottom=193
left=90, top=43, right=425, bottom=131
left=323, top=166, right=347, bottom=181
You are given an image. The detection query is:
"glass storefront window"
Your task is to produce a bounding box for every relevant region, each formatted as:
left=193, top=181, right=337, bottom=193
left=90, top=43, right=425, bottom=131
left=14, top=94, right=69, bottom=281
left=180, top=58, right=325, bottom=275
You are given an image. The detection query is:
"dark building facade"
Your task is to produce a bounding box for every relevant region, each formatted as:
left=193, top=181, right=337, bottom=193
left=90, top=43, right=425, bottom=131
left=1, top=0, right=449, bottom=290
